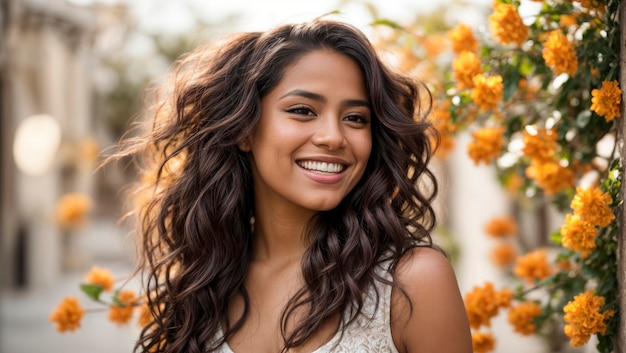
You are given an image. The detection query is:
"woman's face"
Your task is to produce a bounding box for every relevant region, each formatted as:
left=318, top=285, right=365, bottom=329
left=242, top=49, right=372, bottom=217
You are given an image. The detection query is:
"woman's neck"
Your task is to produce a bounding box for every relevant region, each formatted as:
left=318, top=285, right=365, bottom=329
left=251, top=204, right=314, bottom=263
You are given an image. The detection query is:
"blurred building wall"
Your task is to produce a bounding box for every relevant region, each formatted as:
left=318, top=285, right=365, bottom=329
left=1, top=0, right=95, bottom=289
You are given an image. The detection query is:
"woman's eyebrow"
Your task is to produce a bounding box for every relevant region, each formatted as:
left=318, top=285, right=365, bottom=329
left=280, top=89, right=370, bottom=109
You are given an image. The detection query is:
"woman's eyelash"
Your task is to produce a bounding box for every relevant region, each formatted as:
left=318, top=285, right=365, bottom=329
left=287, top=106, right=315, bottom=116
left=286, top=107, right=369, bottom=123
left=345, top=115, right=369, bottom=123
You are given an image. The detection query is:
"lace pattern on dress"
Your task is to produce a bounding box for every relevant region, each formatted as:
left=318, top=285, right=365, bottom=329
left=214, top=263, right=399, bottom=353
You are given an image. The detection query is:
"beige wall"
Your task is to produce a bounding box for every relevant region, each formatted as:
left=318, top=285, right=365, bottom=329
left=1, top=0, right=94, bottom=289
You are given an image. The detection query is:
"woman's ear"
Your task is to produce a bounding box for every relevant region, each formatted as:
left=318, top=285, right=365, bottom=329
left=237, top=137, right=251, bottom=152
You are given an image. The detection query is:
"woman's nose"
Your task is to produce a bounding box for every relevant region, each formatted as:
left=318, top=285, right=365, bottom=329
left=311, top=117, right=347, bottom=151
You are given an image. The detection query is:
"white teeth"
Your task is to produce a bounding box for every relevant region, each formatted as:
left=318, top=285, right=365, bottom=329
left=298, top=161, right=345, bottom=173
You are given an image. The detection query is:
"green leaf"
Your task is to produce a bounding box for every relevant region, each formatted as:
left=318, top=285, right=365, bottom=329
left=597, top=333, right=614, bottom=353
left=518, top=56, right=534, bottom=76
left=596, top=275, right=616, bottom=297
left=112, top=289, right=125, bottom=307
left=576, top=110, right=592, bottom=128
left=80, top=283, right=104, bottom=301
left=503, top=72, right=520, bottom=101
left=549, top=230, right=563, bottom=245
left=370, top=18, right=403, bottom=30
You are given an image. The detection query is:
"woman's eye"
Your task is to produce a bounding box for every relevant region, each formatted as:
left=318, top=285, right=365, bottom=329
left=287, top=107, right=315, bottom=116
left=344, top=115, right=369, bottom=124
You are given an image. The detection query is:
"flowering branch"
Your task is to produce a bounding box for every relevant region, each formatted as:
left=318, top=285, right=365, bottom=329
left=373, top=0, right=621, bottom=351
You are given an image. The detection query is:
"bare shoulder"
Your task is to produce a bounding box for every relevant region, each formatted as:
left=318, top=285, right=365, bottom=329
left=390, top=247, right=472, bottom=353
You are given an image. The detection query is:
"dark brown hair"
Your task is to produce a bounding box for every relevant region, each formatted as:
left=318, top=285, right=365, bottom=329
left=122, top=18, right=438, bottom=353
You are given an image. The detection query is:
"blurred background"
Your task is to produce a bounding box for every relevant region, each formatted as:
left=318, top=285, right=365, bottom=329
left=0, top=0, right=594, bottom=352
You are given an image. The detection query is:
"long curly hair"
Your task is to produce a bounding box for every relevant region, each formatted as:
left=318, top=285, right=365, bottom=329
left=120, top=18, right=438, bottom=353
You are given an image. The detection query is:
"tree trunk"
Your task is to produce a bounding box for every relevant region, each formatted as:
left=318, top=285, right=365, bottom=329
left=618, top=3, right=626, bottom=353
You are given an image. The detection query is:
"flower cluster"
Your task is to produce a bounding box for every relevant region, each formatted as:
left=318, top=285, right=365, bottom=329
left=470, top=74, right=503, bottom=111
left=488, top=3, right=528, bottom=46
left=50, top=266, right=145, bottom=333
left=521, top=127, right=558, bottom=162
left=542, top=30, right=578, bottom=76
left=525, top=159, right=575, bottom=195
left=464, top=282, right=512, bottom=352
left=484, top=216, right=518, bottom=268
left=471, top=331, right=496, bottom=353
left=564, top=290, right=615, bottom=347
left=465, top=282, right=512, bottom=329
left=484, top=216, right=517, bottom=238
left=560, top=186, right=614, bottom=256
left=514, top=249, right=553, bottom=284
left=49, top=297, right=84, bottom=333
left=85, top=266, right=115, bottom=292
left=467, top=126, right=504, bottom=165
left=507, top=301, right=542, bottom=335
left=591, top=80, right=622, bottom=122
left=428, top=100, right=457, bottom=157
left=109, top=290, right=138, bottom=326
left=490, top=242, right=517, bottom=267
left=520, top=125, right=576, bottom=195
left=449, top=23, right=478, bottom=54
left=452, top=51, right=483, bottom=90
left=55, top=193, right=93, bottom=229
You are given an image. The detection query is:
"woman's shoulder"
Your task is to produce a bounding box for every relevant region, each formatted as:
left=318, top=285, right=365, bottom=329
left=394, top=246, right=452, bottom=282
left=390, top=246, right=473, bottom=353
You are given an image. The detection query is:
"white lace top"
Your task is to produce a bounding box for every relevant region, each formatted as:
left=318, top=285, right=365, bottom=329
left=214, top=264, right=400, bottom=353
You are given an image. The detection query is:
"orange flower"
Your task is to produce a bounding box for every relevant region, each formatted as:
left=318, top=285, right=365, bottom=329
left=590, top=80, right=621, bottom=122
left=467, top=126, right=504, bottom=165
left=488, top=3, right=528, bottom=45
left=484, top=216, right=518, bottom=238
left=49, top=297, right=85, bottom=333
left=435, top=133, right=456, bottom=159
left=429, top=101, right=456, bottom=158
left=472, top=331, right=496, bottom=353
left=560, top=14, right=578, bottom=27
left=395, top=45, right=421, bottom=73
left=513, top=249, right=553, bottom=284
left=525, top=159, right=574, bottom=195
left=421, top=33, right=448, bottom=58
left=55, top=193, right=93, bottom=229
left=137, top=300, right=153, bottom=327
left=84, top=266, right=115, bottom=292
left=508, top=301, right=542, bottom=335
left=471, top=74, right=503, bottom=111
left=490, top=243, right=517, bottom=267
left=573, top=0, right=606, bottom=14
left=542, top=30, right=578, bottom=76
left=495, top=288, right=513, bottom=309
left=80, top=137, right=101, bottom=164
left=570, top=186, right=615, bottom=227
left=504, top=173, right=524, bottom=194
left=560, top=213, right=598, bottom=257
left=564, top=290, right=614, bottom=347
left=518, top=78, right=541, bottom=100
left=449, top=23, right=478, bottom=54
left=557, top=258, right=574, bottom=271
left=108, top=290, right=137, bottom=326
left=464, top=282, right=510, bottom=329
left=453, top=51, right=483, bottom=89
left=522, top=127, right=558, bottom=162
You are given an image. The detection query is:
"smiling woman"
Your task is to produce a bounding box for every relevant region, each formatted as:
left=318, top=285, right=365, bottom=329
left=241, top=50, right=372, bottom=214
left=113, top=18, right=472, bottom=353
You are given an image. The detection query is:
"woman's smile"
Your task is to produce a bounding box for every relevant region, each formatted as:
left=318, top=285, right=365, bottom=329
left=296, top=160, right=346, bottom=174
left=296, top=158, right=349, bottom=184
